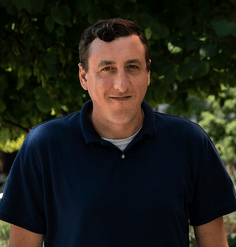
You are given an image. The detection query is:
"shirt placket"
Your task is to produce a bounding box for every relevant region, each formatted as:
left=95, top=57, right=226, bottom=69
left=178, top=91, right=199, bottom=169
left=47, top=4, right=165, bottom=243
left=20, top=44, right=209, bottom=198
left=118, top=152, right=130, bottom=174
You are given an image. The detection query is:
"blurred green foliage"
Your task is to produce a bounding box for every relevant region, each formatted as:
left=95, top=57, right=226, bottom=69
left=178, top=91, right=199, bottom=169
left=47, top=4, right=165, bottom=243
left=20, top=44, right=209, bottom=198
left=0, top=123, right=25, bottom=152
left=228, top=234, right=236, bottom=247
left=0, top=220, right=10, bottom=246
left=199, top=87, right=236, bottom=163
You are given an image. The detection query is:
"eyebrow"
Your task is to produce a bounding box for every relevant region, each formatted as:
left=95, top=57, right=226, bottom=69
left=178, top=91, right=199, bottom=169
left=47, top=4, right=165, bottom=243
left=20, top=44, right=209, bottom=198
left=98, top=60, right=116, bottom=68
left=127, top=59, right=142, bottom=66
left=97, top=59, right=142, bottom=68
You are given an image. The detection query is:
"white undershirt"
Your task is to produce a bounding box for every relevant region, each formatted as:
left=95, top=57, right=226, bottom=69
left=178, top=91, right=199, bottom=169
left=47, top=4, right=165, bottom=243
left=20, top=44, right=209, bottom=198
left=101, top=109, right=144, bottom=151
left=102, top=126, right=142, bottom=151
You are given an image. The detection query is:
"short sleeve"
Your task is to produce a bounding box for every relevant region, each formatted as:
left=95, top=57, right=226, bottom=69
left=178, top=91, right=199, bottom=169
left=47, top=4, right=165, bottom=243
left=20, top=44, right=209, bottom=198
left=189, top=131, right=236, bottom=226
left=0, top=133, right=45, bottom=234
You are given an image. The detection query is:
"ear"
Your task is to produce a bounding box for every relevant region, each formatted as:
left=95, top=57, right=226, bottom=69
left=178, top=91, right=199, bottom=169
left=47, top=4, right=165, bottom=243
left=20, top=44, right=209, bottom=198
left=147, top=59, right=151, bottom=86
left=78, top=63, right=88, bottom=90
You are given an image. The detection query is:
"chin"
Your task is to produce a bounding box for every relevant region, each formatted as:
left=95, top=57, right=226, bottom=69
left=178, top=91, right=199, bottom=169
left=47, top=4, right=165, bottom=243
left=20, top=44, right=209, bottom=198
left=108, top=112, right=134, bottom=123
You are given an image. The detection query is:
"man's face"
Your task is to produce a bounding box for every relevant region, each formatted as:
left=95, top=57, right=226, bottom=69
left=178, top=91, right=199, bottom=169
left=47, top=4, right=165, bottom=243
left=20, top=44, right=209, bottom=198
left=79, top=35, right=150, bottom=125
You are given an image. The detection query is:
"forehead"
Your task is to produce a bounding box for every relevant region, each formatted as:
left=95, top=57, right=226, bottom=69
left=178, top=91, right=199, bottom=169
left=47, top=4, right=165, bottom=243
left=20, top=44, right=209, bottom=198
left=88, top=35, right=146, bottom=66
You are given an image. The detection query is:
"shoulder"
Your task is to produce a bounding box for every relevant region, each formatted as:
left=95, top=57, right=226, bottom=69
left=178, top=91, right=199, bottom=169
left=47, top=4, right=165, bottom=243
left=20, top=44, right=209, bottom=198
left=153, top=111, right=208, bottom=141
left=27, top=111, right=81, bottom=143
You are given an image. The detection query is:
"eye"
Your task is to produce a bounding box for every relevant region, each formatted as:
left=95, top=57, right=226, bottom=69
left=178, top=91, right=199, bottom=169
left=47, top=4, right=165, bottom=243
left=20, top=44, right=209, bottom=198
left=102, top=67, right=114, bottom=71
left=128, top=65, right=139, bottom=69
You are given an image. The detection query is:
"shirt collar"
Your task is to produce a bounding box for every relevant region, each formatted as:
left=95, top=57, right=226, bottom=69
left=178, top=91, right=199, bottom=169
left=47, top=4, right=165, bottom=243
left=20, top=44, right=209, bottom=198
left=140, top=100, right=157, bottom=138
left=80, top=100, right=157, bottom=144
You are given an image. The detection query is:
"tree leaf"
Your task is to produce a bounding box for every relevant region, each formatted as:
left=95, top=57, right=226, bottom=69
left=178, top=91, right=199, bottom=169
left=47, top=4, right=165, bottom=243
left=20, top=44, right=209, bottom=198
left=118, top=2, right=136, bottom=18
left=31, top=0, right=44, bottom=13
left=228, top=77, right=236, bottom=87
left=175, top=7, right=193, bottom=28
left=145, top=27, right=152, bottom=40
left=0, top=0, right=15, bottom=15
left=75, top=0, right=92, bottom=16
left=231, top=25, right=236, bottom=37
left=17, top=77, right=24, bottom=90
left=168, top=41, right=183, bottom=53
left=152, top=22, right=169, bottom=39
left=34, top=87, right=46, bottom=100
left=55, top=26, right=65, bottom=37
left=178, top=63, right=198, bottom=80
left=209, top=55, right=227, bottom=70
left=164, top=68, right=176, bottom=83
left=187, top=41, right=198, bottom=51
left=0, top=0, right=7, bottom=7
left=212, top=19, right=235, bottom=36
left=0, top=88, right=4, bottom=98
left=34, top=40, right=46, bottom=52
left=115, top=0, right=126, bottom=9
left=36, top=96, right=53, bottom=113
left=11, top=0, right=32, bottom=13
left=88, top=5, right=107, bottom=24
left=0, top=99, right=6, bottom=112
left=45, top=16, right=55, bottom=33
left=23, top=0, right=32, bottom=13
left=0, top=75, right=8, bottom=97
left=193, top=61, right=210, bottom=79
left=2, top=1, right=16, bottom=15
left=100, top=0, right=113, bottom=3
left=136, top=12, right=152, bottom=29
left=184, top=56, right=199, bottom=64
left=199, top=44, right=218, bottom=58
left=25, top=67, right=32, bottom=79
left=51, top=6, right=71, bottom=25
left=11, top=0, right=24, bottom=11
left=43, top=54, right=57, bottom=66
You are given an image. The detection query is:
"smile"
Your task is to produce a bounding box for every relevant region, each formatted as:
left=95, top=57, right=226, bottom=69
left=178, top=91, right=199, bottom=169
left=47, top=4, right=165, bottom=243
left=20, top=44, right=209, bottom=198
left=110, top=96, right=131, bottom=101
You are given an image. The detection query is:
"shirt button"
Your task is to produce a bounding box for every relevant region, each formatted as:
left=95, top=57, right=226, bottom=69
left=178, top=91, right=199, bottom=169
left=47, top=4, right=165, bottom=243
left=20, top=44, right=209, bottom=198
left=121, top=154, right=125, bottom=159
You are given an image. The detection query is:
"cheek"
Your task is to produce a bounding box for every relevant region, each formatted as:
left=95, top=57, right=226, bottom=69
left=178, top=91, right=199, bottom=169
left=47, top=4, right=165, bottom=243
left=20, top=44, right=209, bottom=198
left=96, top=76, right=114, bottom=90
left=132, top=76, right=148, bottom=88
left=87, top=77, right=113, bottom=96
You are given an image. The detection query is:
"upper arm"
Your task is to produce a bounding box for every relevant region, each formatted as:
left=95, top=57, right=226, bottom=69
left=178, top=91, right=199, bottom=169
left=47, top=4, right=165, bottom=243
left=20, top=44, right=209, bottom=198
left=9, top=224, right=44, bottom=247
left=194, top=216, right=228, bottom=247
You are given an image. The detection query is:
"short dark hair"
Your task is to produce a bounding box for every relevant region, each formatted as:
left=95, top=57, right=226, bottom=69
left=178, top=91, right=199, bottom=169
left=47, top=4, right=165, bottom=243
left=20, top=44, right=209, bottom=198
left=79, top=18, right=151, bottom=72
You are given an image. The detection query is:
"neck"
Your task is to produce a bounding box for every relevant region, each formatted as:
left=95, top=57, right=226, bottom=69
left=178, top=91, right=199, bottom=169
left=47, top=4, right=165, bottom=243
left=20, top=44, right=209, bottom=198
left=89, top=109, right=144, bottom=139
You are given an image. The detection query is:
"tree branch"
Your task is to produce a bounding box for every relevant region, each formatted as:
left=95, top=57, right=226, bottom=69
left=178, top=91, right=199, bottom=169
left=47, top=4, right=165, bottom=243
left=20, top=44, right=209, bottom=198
left=0, top=119, right=30, bottom=133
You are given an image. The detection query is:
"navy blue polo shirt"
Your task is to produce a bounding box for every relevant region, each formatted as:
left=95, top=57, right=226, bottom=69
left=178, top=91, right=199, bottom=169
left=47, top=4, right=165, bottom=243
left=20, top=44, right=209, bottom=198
left=0, top=100, right=236, bottom=246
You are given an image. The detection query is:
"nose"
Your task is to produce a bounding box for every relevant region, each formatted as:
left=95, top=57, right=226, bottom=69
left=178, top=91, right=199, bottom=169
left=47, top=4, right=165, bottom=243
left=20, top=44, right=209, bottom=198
left=113, top=69, right=129, bottom=93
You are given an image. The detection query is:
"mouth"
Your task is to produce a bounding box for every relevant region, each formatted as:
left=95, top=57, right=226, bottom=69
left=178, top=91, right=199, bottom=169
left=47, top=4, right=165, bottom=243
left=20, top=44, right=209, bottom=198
left=110, top=96, right=131, bottom=101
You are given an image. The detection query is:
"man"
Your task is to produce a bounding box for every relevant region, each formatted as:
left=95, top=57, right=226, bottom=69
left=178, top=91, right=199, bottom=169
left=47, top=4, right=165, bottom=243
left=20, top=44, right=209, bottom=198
left=0, top=18, right=236, bottom=247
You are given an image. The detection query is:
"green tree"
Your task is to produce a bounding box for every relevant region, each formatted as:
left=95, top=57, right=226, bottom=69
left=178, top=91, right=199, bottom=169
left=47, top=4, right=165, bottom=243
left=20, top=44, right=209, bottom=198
left=199, top=86, right=236, bottom=165
left=1, top=0, right=236, bottom=151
